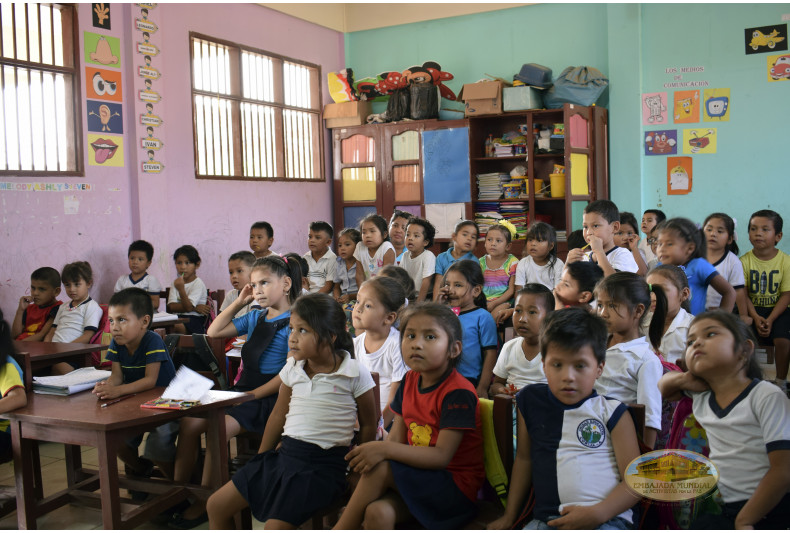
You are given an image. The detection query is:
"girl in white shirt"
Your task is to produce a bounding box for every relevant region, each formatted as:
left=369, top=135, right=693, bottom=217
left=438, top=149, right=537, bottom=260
left=354, top=214, right=395, bottom=279
left=646, top=264, right=693, bottom=365
left=515, top=221, right=564, bottom=292
left=206, top=293, right=378, bottom=529
left=703, top=213, right=750, bottom=318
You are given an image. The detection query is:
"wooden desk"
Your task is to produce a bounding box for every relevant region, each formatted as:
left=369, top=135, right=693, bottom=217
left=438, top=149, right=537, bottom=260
left=12, top=341, right=108, bottom=388
left=6, top=387, right=252, bottom=529
left=151, top=317, right=189, bottom=334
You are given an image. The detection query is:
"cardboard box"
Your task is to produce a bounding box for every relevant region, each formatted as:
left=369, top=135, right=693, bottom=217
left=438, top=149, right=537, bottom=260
left=503, top=86, right=544, bottom=111
left=458, top=80, right=504, bottom=116
left=323, top=101, right=372, bottom=128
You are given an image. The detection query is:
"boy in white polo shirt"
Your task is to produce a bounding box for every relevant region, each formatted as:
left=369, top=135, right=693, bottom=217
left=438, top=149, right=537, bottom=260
left=303, top=221, right=337, bottom=294
left=566, top=200, right=638, bottom=277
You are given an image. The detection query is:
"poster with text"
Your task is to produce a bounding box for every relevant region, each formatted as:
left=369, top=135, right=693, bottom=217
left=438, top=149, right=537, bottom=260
left=86, top=67, right=123, bottom=102
left=767, top=54, right=790, bottom=81
left=642, top=92, right=668, bottom=125
left=84, top=32, right=121, bottom=68
left=87, top=134, right=124, bottom=167
left=744, top=24, right=787, bottom=55
left=667, top=157, right=692, bottom=195
left=682, top=128, right=717, bottom=154
left=644, top=130, right=677, bottom=156
left=673, top=90, right=700, bottom=123
left=703, top=89, right=730, bottom=121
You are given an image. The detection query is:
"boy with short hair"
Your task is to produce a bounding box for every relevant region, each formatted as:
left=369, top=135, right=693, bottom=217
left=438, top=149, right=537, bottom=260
left=488, top=307, right=641, bottom=530
left=114, top=240, right=162, bottom=308
left=566, top=200, right=638, bottom=277
left=249, top=221, right=275, bottom=259
left=220, top=251, right=256, bottom=318
left=432, top=220, right=479, bottom=300
left=553, top=262, right=604, bottom=310
left=93, top=288, right=178, bottom=479
left=640, top=208, right=666, bottom=264
left=12, top=267, right=62, bottom=341
left=303, top=221, right=336, bottom=294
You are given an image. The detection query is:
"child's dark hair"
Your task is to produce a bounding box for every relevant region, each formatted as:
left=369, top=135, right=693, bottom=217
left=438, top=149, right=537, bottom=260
left=750, top=209, right=783, bottom=234
left=292, top=293, right=354, bottom=356
left=407, top=217, right=436, bottom=248
left=619, top=212, right=639, bottom=233
left=487, top=223, right=514, bottom=244
left=173, top=244, right=201, bottom=264
left=525, top=221, right=558, bottom=272
left=647, top=264, right=691, bottom=313
left=228, top=250, right=256, bottom=267
left=566, top=229, right=586, bottom=250
left=516, top=284, right=555, bottom=314
left=379, top=266, right=414, bottom=302
left=390, top=210, right=412, bottom=225
left=360, top=276, right=406, bottom=313
left=0, top=310, right=15, bottom=361
left=444, top=259, right=487, bottom=309
left=109, top=288, right=154, bottom=322
left=584, top=199, right=620, bottom=224
left=644, top=209, right=667, bottom=225
left=61, top=261, right=93, bottom=285
left=657, top=217, right=705, bottom=260
left=594, top=272, right=668, bottom=350
left=31, top=267, right=61, bottom=290
left=309, top=220, right=334, bottom=239
left=360, top=214, right=389, bottom=241
left=250, top=221, right=274, bottom=238
left=540, top=307, right=608, bottom=364
left=399, top=302, right=463, bottom=368
left=339, top=227, right=361, bottom=245
left=564, top=261, right=604, bottom=294
left=283, top=252, right=309, bottom=279
left=454, top=219, right=480, bottom=237
left=251, top=255, right=302, bottom=302
left=703, top=213, right=739, bottom=256
left=128, top=240, right=154, bottom=262
left=690, top=310, right=762, bottom=380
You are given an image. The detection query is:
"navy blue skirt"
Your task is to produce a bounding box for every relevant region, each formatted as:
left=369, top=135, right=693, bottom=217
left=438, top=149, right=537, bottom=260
left=226, top=393, right=277, bottom=434
left=391, top=460, right=477, bottom=529
left=232, top=436, right=348, bottom=525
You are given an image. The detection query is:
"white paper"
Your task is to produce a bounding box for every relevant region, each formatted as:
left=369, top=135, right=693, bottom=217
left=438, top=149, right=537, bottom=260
left=199, top=390, right=248, bottom=404
left=161, top=366, right=214, bottom=401
left=152, top=312, right=179, bottom=323
left=425, top=203, right=467, bottom=239
left=33, top=367, right=111, bottom=386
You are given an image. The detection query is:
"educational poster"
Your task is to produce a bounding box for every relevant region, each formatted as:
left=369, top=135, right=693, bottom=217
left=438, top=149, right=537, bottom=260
left=84, top=32, right=121, bottom=68
left=133, top=3, right=165, bottom=174
left=667, top=157, right=692, bottom=195
left=87, top=100, right=123, bottom=134
left=92, top=3, right=110, bottom=29
left=86, top=67, right=123, bottom=102
left=744, top=24, right=787, bottom=55
left=682, top=128, right=717, bottom=154
left=642, top=92, right=668, bottom=125
left=767, top=54, right=790, bottom=81
left=673, top=90, right=699, bottom=123
left=87, top=133, right=124, bottom=166
left=425, top=203, right=467, bottom=239
left=644, top=130, right=677, bottom=155
left=702, top=89, right=730, bottom=121
left=141, top=126, right=163, bottom=151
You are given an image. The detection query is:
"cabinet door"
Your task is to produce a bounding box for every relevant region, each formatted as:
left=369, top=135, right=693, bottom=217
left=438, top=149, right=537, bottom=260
left=383, top=124, right=423, bottom=217
left=332, top=126, right=382, bottom=230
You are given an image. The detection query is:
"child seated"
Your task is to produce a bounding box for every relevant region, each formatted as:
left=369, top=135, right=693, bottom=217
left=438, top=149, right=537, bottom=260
left=303, top=221, right=337, bottom=294
left=566, top=200, right=639, bottom=276
left=220, top=251, right=256, bottom=319
left=432, top=220, right=479, bottom=300
left=333, top=228, right=364, bottom=304
left=489, top=308, right=641, bottom=530
left=114, top=240, right=161, bottom=308
left=553, top=261, right=603, bottom=310
left=615, top=211, right=648, bottom=276
left=249, top=221, right=275, bottom=259
left=639, top=209, right=665, bottom=265
left=0, top=311, right=28, bottom=461
left=399, top=217, right=436, bottom=302
left=166, top=245, right=210, bottom=334
left=12, top=267, right=62, bottom=341
left=93, top=288, right=177, bottom=479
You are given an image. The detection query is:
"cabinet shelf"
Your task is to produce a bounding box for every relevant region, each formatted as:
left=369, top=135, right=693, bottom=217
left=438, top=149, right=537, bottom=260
left=472, top=155, right=528, bottom=161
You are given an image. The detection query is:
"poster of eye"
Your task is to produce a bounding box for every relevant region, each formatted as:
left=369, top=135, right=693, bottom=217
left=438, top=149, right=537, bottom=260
left=744, top=24, right=787, bottom=55
left=702, top=89, right=730, bottom=121
left=682, top=128, right=717, bottom=154
left=84, top=32, right=121, bottom=68
left=767, top=54, right=790, bottom=81
left=87, top=100, right=123, bottom=134
left=673, top=90, right=699, bottom=123
left=642, top=92, right=668, bottom=125
left=86, top=67, right=123, bottom=102
left=87, top=133, right=124, bottom=167
left=644, top=130, right=677, bottom=156
left=667, top=157, right=692, bottom=195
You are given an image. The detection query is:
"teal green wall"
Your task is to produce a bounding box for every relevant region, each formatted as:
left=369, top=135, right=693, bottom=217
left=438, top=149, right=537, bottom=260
left=345, top=3, right=790, bottom=252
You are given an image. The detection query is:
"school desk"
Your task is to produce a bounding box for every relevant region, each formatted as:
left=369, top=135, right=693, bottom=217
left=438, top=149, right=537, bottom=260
left=151, top=315, right=190, bottom=334
left=5, top=387, right=252, bottom=529
left=12, top=341, right=109, bottom=389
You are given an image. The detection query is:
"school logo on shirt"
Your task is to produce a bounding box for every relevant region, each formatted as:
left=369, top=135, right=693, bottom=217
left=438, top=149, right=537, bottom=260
left=625, top=449, right=718, bottom=502
left=577, top=418, right=605, bottom=448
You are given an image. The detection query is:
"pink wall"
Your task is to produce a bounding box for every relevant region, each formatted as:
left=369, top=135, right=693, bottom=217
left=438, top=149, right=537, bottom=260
left=0, top=3, right=344, bottom=319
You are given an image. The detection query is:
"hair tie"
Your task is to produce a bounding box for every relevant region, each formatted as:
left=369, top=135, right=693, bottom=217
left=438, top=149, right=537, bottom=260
left=283, top=256, right=288, bottom=264
left=499, top=220, right=517, bottom=240
left=648, top=283, right=652, bottom=292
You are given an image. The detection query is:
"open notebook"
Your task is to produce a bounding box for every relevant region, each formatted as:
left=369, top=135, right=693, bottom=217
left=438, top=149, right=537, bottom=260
left=33, top=367, right=112, bottom=396
left=141, top=366, right=246, bottom=410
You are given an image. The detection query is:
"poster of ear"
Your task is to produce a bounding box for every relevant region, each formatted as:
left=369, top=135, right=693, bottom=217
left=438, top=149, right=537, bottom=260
left=667, top=157, right=692, bottom=195
left=744, top=24, right=787, bottom=55
left=644, top=130, right=677, bottom=156
left=84, top=32, right=121, bottom=68
left=642, top=92, right=668, bottom=125
left=133, top=3, right=164, bottom=174
left=703, top=88, right=730, bottom=121
left=767, top=54, right=790, bottom=81
left=682, top=128, right=717, bottom=154
left=673, top=90, right=699, bottom=123
left=87, top=100, right=123, bottom=134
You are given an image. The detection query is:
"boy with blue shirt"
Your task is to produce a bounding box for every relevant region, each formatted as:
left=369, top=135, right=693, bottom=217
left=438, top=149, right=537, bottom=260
left=432, top=220, right=479, bottom=300
left=114, top=240, right=162, bottom=308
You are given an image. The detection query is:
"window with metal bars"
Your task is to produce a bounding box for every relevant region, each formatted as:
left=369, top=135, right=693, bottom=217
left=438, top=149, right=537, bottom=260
left=0, top=3, right=81, bottom=175
left=190, top=33, right=323, bottom=181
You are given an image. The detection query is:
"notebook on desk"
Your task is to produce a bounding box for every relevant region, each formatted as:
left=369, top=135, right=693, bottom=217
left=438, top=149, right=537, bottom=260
left=141, top=366, right=246, bottom=410
left=33, top=367, right=112, bottom=396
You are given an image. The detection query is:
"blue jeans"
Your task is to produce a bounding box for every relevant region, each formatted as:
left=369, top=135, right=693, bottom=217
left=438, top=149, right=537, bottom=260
left=524, top=515, right=633, bottom=530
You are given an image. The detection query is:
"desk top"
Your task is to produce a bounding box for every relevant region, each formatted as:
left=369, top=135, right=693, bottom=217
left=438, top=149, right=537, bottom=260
left=4, top=387, right=252, bottom=432
left=13, top=340, right=108, bottom=361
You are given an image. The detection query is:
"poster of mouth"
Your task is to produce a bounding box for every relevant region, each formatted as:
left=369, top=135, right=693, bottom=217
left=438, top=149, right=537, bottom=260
left=88, top=134, right=124, bottom=166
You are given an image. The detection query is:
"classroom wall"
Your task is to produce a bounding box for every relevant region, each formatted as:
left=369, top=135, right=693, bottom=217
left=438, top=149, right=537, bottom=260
left=0, top=3, right=344, bottom=318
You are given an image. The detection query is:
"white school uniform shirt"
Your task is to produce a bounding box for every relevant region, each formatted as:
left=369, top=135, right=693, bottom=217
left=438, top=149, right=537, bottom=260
left=167, top=277, right=207, bottom=316
left=492, top=337, right=546, bottom=389
left=354, top=241, right=395, bottom=280
left=51, top=298, right=103, bottom=343
left=114, top=273, right=162, bottom=296
left=280, top=352, right=375, bottom=449
left=638, top=238, right=656, bottom=264
left=706, top=251, right=745, bottom=309
left=688, top=380, right=790, bottom=503
left=514, top=256, right=564, bottom=290
left=656, top=308, right=693, bottom=365
left=399, top=249, right=436, bottom=294
left=353, top=328, right=408, bottom=415
left=220, top=289, right=254, bottom=318
left=303, top=249, right=337, bottom=293
left=584, top=246, right=639, bottom=273
left=595, top=336, right=663, bottom=431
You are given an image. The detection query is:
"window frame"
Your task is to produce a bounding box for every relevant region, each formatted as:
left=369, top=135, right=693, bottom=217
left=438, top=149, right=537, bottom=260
left=188, top=31, right=324, bottom=182
left=0, top=3, right=83, bottom=177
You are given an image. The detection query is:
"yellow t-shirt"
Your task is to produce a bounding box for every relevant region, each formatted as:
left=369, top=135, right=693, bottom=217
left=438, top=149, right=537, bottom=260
left=740, top=250, right=790, bottom=308
left=0, top=355, right=24, bottom=433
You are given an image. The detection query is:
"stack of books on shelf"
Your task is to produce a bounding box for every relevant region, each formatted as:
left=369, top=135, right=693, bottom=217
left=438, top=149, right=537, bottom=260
left=476, top=172, right=509, bottom=200
left=500, top=201, right=528, bottom=240
left=493, top=143, right=515, bottom=157
left=474, top=202, right=502, bottom=236
left=556, top=230, right=567, bottom=242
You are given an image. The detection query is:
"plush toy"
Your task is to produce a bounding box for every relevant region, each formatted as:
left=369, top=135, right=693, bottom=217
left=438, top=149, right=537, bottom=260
left=327, top=61, right=456, bottom=103
left=327, top=68, right=357, bottom=103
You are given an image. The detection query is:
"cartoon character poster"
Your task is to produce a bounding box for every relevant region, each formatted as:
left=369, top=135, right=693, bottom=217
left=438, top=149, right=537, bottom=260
left=682, top=128, right=717, bottom=154
left=87, top=100, right=123, bottom=133
left=86, top=67, right=123, bottom=102
left=644, top=130, right=677, bottom=156
left=87, top=133, right=124, bottom=166
left=84, top=32, right=121, bottom=68
left=642, top=92, right=668, bottom=125
left=767, top=54, right=790, bottom=81
left=673, top=90, right=699, bottom=123
left=92, top=3, right=110, bottom=29
left=703, top=89, right=730, bottom=121
left=667, top=157, right=692, bottom=195
left=744, top=24, right=787, bottom=55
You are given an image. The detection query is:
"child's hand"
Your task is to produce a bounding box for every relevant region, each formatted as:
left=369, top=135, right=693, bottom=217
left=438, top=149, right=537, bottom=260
left=739, top=315, right=753, bottom=327
left=565, top=248, right=585, bottom=264
left=487, top=516, right=514, bottom=530
left=93, top=381, right=120, bottom=400
left=239, top=283, right=254, bottom=304
left=173, top=275, right=185, bottom=290
left=755, top=317, right=770, bottom=337
left=345, top=441, right=387, bottom=474
left=338, top=294, right=350, bottom=304
left=476, top=384, right=490, bottom=399
left=437, top=285, right=450, bottom=303
left=626, top=234, right=640, bottom=251
left=493, top=307, right=514, bottom=325
left=18, top=295, right=32, bottom=309
left=195, top=304, right=212, bottom=315
left=486, top=300, right=497, bottom=313
left=547, top=504, right=604, bottom=530
left=588, top=235, right=604, bottom=254
left=681, top=371, right=710, bottom=393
